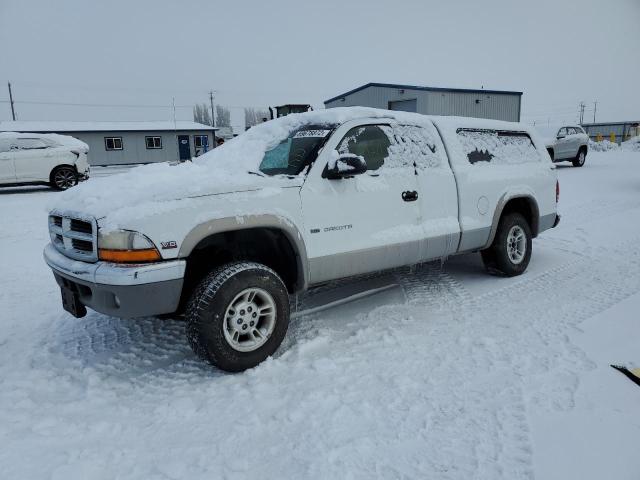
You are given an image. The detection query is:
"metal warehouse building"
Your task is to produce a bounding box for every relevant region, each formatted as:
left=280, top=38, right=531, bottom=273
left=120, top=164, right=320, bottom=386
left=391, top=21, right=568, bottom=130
left=324, top=82, right=523, bottom=122
left=581, top=121, right=640, bottom=144
left=0, top=121, right=217, bottom=166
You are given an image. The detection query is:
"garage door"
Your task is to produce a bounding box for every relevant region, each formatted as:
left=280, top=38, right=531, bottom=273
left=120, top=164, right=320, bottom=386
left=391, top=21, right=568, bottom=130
left=388, top=99, right=417, bottom=112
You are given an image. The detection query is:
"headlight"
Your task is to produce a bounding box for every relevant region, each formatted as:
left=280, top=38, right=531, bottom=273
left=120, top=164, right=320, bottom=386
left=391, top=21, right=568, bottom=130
left=98, top=230, right=161, bottom=263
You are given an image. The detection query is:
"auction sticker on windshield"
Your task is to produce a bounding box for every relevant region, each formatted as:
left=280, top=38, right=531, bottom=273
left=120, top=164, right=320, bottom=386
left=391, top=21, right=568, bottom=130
left=294, top=129, right=331, bottom=138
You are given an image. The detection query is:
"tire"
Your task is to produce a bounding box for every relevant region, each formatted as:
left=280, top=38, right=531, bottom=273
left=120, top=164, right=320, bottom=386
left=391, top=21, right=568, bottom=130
left=186, top=261, right=290, bottom=372
left=50, top=166, right=78, bottom=190
left=481, top=212, right=532, bottom=277
left=572, top=148, right=586, bottom=167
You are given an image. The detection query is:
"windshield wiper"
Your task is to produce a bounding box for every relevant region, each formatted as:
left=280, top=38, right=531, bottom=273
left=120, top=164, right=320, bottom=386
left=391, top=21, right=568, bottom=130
left=247, top=170, right=266, bottom=177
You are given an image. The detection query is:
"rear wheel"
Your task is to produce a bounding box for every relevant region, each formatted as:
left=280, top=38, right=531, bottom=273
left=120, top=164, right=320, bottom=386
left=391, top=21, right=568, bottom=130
left=51, top=166, right=78, bottom=190
left=572, top=148, right=586, bottom=167
left=186, top=261, right=290, bottom=372
left=481, top=212, right=532, bottom=277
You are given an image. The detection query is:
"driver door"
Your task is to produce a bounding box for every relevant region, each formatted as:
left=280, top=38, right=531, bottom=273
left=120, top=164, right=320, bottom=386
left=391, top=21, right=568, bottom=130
left=300, top=120, right=422, bottom=284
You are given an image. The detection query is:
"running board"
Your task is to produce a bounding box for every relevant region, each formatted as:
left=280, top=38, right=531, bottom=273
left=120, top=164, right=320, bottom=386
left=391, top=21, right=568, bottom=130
left=291, top=275, right=399, bottom=319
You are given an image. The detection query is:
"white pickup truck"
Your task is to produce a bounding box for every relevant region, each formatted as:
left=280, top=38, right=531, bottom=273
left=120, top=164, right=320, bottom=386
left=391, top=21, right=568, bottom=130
left=44, top=108, right=560, bottom=371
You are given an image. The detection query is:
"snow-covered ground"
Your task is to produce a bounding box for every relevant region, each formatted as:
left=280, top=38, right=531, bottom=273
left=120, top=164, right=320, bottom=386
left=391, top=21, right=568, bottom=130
left=1, top=151, right=639, bottom=479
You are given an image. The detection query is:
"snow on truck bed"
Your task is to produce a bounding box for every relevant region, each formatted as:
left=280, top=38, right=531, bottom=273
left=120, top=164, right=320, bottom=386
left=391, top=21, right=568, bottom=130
left=1, top=150, right=639, bottom=479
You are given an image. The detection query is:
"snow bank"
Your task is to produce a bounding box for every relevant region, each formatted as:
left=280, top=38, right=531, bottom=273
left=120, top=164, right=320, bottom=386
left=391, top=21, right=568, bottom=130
left=589, top=139, right=619, bottom=152
left=621, top=136, right=640, bottom=152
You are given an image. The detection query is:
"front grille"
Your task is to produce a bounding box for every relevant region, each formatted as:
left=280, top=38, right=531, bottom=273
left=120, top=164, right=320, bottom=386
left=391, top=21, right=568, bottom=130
left=72, top=238, right=93, bottom=252
left=49, top=212, right=98, bottom=262
left=70, top=219, right=92, bottom=234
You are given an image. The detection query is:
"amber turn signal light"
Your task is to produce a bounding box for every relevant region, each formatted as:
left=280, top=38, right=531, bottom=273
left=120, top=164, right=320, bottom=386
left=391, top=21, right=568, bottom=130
left=98, top=248, right=161, bottom=263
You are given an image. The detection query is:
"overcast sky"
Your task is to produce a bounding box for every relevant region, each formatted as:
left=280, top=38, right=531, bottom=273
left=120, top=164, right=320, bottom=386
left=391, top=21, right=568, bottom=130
left=1, top=0, right=638, bottom=129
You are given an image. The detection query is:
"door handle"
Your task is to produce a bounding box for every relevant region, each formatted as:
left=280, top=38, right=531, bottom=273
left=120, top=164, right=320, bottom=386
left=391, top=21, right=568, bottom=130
left=402, top=190, right=418, bottom=202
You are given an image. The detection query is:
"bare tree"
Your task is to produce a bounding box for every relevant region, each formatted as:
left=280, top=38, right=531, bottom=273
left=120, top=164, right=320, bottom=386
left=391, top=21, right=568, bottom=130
left=215, top=105, right=231, bottom=128
left=244, top=107, right=270, bottom=129
left=192, top=103, right=212, bottom=126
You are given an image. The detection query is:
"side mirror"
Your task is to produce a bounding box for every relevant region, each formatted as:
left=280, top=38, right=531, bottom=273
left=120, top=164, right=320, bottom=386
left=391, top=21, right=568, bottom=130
left=325, top=154, right=367, bottom=179
left=556, top=135, right=565, bottom=139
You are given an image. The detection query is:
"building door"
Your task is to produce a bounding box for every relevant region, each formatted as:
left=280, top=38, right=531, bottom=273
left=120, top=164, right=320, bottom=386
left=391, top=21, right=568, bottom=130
left=177, top=135, right=191, bottom=161
left=388, top=99, right=417, bottom=112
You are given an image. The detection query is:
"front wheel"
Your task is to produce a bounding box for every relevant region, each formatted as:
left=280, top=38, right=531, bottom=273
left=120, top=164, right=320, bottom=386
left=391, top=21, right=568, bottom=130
left=572, top=149, right=586, bottom=167
left=481, top=212, right=532, bottom=277
left=51, top=166, right=78, bottom=190
left=186, top=262, right=290, bottom=372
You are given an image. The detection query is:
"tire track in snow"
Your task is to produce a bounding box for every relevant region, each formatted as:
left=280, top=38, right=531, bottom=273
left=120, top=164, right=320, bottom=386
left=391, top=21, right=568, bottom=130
left=397, top=236, right=640, bottom=478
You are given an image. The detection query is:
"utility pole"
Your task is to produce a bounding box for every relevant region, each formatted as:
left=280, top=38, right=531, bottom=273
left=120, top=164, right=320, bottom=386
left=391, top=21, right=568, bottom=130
left=209, top=90, right=217, bottom=145
left=7, top=82, right=16, bottom=120
left=593, top=100, right=598, bottom=123
left=579, top=101, right=586, bottom=125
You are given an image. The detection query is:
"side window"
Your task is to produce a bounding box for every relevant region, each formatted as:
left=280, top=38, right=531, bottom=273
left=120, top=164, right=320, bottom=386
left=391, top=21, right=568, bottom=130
left=336, top=125, right=390, bottom=171
left=558, top=127, right=568, bottom=137
left=381, top=124, right=443, bottom=169
left=457, top=129, right=541, bottom=165
left=105, top=137, right=123, bottom=151
left=13, top=138, right=48, bottom=150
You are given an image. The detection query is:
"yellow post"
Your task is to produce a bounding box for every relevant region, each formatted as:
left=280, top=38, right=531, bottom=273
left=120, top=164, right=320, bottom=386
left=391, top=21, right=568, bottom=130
left=610, top=132, right=616, bottom=143
left=596, top=133, right=603, bottom=142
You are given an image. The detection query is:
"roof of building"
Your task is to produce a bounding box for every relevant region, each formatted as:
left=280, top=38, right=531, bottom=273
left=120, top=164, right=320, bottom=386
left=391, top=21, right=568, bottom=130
left=324, top=82, right=523, bottom=105
left=0, top=120, right=217, bottom=133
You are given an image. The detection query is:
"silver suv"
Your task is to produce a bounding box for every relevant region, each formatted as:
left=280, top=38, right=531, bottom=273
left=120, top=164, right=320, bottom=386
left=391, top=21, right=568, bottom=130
left=537, top=125, right=589, bottom=167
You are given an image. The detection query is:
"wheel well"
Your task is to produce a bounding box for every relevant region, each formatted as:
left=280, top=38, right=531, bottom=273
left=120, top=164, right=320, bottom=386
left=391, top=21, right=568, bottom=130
left=179, top=228, right=301, bottom=310
left=578, top=145, right=587, bottom=154
left=500, top=197, right=539, bottom=237
left=49, top=164, right=77, bottom=182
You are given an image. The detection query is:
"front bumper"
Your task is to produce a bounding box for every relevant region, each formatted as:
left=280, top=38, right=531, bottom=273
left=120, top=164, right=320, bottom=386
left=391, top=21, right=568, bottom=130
left=43, top=243, right=185, bottom=318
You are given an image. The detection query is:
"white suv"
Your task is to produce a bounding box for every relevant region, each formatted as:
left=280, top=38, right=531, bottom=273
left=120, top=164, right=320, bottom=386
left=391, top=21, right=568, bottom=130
left=0, top=132, right=90, bottom=190
left=537, top=125, right=589, bottom=167
left=44, top=108, right=559, bottom=371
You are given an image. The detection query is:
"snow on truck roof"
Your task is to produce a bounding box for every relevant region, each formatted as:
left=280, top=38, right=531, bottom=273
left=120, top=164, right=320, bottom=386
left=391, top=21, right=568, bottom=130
left=0, top=120, right=217, bottom=133
left=51, top=107, right=532, bottom=225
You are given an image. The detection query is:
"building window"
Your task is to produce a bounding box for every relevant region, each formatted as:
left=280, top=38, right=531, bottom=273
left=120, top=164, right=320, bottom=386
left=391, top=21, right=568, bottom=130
left=194, top=135, right=209, bottom=156
left=145, top=136, right=162, bottom=149
left=105, top=137, right=123, bottom=151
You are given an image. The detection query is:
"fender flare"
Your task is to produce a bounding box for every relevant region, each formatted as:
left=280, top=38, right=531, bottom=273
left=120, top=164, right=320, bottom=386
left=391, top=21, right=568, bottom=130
left=485, top=193, right=540, bottom=247
left=178, top=214, right=309, bottom=291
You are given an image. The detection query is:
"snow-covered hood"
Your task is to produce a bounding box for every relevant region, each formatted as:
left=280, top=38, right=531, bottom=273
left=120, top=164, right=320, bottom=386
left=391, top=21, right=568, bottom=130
left=50, top=163, right=300, bottom=228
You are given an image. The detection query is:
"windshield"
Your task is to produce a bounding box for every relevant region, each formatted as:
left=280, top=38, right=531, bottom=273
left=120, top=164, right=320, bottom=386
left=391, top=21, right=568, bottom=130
left=258, top=124, right=335, bottom=176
